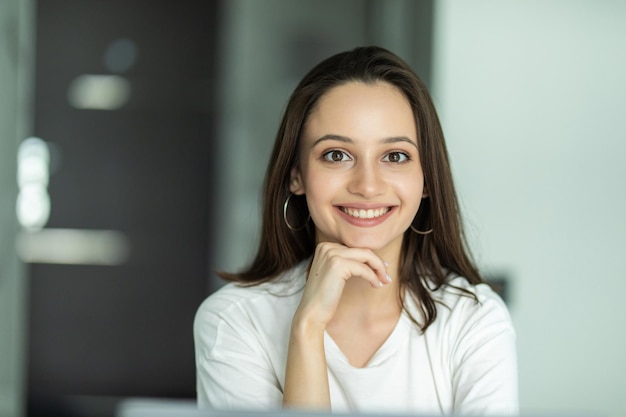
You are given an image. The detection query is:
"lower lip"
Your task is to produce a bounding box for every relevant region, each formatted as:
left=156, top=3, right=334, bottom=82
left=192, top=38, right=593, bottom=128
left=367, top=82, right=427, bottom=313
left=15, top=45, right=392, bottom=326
left=336, top=207, right=394, bottom=227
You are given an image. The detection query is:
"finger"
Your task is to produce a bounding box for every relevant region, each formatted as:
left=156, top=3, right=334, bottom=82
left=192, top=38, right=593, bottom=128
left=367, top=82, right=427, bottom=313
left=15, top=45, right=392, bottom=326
left=343, top=260, right=386, bottom=288
left=323, top=245, right=390, bottom=285
left=316, top=248, right=388, bottom=288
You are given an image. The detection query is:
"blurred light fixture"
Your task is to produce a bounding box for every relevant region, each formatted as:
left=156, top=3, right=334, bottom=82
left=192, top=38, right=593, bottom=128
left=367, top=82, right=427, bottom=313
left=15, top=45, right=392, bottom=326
left=16, top=185, right=51, bottom=231
left=67, top=74, right=131, bottom=110
left=16, top=137, right=51, bottom=230
left=16, top=228, right=131, bottom=266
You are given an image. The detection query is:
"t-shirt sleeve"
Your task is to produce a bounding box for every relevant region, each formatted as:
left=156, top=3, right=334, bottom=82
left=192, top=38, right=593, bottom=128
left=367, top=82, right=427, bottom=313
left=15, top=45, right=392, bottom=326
left=193, top=294, right=284, bottom=410
left=448, top=284, right=519, bottom=415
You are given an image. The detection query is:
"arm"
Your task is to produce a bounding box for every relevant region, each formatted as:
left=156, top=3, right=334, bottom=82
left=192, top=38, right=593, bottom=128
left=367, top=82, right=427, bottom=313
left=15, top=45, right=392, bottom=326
left=281, top=243, right=390, bottom=409
left=282, top=314, right=329, bottom=408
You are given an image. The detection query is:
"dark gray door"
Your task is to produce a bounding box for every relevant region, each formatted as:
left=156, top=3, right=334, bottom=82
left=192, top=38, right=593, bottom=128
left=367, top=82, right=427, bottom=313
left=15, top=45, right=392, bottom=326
left=27, top=2, right=219, bottom=416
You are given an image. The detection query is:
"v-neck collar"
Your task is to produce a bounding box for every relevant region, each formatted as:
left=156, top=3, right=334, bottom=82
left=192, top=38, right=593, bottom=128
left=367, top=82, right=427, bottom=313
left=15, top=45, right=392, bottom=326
left=323, top=311, right=411, bottom=369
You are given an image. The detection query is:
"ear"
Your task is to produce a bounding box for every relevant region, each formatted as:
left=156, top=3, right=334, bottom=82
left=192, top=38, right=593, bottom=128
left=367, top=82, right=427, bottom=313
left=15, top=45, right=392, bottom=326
left=289, top=166, right=305, bottom=195
left=422, top=182, right=429, bottom=198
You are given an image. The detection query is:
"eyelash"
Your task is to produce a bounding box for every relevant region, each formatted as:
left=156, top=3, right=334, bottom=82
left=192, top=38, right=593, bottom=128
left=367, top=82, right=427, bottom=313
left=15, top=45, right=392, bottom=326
left=383, top=151, right=411, bottom=163
left=321, top=150, right=412, bottom=164
left=322, top=150, right=351, bottom=162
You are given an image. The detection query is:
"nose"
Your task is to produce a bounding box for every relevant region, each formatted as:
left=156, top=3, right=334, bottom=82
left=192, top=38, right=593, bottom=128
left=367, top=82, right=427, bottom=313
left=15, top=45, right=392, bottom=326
left=347, top=160, right=385, bottom=198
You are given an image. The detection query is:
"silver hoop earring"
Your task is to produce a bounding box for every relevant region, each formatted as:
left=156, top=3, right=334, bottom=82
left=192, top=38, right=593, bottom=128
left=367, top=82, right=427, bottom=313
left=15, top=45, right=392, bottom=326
left=410, top=225, right=433, bottom=235
left=283, top=193, right=310, bottom=231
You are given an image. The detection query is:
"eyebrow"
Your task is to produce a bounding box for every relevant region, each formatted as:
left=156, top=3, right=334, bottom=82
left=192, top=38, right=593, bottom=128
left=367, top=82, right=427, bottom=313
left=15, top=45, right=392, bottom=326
left=312, top=134, right=418, bottom=149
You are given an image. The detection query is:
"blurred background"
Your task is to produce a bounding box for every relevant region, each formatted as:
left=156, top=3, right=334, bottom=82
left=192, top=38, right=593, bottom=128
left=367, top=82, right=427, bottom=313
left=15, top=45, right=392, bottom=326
left=1, top=1, right=625, bottom=417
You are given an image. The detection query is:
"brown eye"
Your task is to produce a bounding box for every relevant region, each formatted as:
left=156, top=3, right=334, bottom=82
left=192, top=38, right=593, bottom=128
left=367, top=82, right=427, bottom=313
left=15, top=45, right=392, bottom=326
left=384, top=152, right=409, bottom=163
left=323, top=150, right=350, bottom=162
left=383, top=152, right=411, bottom=164
left=331, top=151, right=344, bottom=161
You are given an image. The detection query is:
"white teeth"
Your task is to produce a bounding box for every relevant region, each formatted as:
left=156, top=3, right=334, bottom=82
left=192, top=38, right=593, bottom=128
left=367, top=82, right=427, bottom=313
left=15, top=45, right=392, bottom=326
left=342, top=207, right=389, bottom=219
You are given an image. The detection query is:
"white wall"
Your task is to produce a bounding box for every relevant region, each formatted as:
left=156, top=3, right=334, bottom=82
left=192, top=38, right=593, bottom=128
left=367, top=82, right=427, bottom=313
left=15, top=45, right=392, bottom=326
left=433, top=1, right=626, bottom=416
left=0, top=0, right=33, bottom=416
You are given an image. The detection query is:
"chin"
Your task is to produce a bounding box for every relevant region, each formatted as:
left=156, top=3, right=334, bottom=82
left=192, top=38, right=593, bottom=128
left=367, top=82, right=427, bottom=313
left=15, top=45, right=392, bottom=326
left=339, top=236, right=390, bottom=251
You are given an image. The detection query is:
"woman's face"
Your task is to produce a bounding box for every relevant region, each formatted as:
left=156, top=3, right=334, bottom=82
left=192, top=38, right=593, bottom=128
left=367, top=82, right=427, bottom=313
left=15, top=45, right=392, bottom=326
left=290, top=81, right=425, bottom=255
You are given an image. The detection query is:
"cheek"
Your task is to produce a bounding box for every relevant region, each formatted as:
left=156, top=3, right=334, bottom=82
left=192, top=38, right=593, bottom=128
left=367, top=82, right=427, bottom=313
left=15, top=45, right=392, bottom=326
left=391, top=170, right=424, bottom=192
left=302, top=173, right=344, bottom=221
left=304, top=169, right=343, bottom=194
left=395, top=174, right=425, bottom=211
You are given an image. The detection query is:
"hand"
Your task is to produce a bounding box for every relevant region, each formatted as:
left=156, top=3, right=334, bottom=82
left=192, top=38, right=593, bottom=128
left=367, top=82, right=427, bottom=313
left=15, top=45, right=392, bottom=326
left=284, top=242, right=389, bottom=408
left=293, top=242, right=391, bottom=331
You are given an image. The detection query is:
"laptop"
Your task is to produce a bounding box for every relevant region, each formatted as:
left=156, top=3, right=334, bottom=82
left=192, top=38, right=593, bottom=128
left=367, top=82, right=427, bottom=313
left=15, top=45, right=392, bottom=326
left=116, top=398, right=454, bottom=417
left=115, top=398, right=606, bottom=417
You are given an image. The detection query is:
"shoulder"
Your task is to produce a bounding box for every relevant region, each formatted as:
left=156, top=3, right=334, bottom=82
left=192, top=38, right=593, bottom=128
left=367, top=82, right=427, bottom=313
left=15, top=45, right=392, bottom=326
left=435, top=276, right=511, bottom=324
left=195, top=260, right=307, bottom=321
left=407, top=276, right=515, bottom=342
left=424, top=276, right=517, bottom=375
left=193, top=261, right=307, bottom=349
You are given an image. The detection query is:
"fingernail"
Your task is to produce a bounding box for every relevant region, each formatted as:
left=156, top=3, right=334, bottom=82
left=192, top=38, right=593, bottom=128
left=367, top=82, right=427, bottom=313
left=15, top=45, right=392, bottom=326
left=378, top=281, right=383, bottom=288
left=386, top=274, right=392, bottom=283
left=383, top=261, right=390, bottom=267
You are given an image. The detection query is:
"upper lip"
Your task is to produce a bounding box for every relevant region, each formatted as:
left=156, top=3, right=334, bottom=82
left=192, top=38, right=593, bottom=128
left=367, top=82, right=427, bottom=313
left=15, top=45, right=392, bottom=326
left=335, top=203, right=394, bottom=210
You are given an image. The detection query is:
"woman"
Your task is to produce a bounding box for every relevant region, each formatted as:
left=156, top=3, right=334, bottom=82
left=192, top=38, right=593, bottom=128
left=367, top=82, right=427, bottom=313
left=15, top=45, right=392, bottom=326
left=194, top=46, right=518, bottom=415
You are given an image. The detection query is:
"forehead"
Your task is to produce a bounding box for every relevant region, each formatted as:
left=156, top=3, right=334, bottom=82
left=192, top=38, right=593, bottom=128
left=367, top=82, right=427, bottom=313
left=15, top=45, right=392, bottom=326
left=314, top=81, right=410, bottom=111
left=303, top=81, right=416, bottom=139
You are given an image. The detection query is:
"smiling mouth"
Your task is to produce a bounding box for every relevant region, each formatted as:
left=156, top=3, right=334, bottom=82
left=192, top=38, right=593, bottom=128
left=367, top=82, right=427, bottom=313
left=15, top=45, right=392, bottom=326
left=340, top=207, right=391, bottom=219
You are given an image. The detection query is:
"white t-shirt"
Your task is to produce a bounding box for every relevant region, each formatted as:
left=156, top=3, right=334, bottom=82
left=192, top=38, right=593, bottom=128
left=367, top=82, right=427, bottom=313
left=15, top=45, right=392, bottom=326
left=194, top=259, right=518, bottom=415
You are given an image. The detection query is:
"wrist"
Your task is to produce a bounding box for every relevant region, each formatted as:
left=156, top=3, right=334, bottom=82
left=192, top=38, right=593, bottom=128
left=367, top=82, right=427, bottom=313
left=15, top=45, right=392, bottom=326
left=291, top=310, right=326, bottom=340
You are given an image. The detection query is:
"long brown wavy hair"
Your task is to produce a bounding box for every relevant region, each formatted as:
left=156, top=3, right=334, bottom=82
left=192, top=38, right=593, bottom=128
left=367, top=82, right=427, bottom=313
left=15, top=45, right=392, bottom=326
left=219, top=46, right=482, bottom=332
